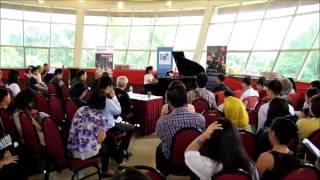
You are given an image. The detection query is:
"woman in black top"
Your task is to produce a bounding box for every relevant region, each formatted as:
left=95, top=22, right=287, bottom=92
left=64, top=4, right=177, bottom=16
left=71, top=82, right=88, bottom=107
left=256, top=117, right=298, bottom=180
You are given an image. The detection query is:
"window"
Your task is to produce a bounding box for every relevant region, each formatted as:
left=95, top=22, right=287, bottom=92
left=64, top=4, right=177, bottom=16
left=246, top=52, right=277, bottom=73
left=50, top=48, right=73, bottom=67
left=25, top=48, right=49, bottom=66
left=0, top=47, right=24, bottom=67
left=0, top=20, right=23, bottom=46
left=51, top=24, right=75, bottom=47
left=205, top=23, right=233, bottom=47
left=174, top=25, right=201, bottom=50
left=128, top=26, right=153, bottom=50
left=83, top=26, right=106, bottom=48
left=226, top=52, right=249, bottom=73
left=126, top=51, right=149, bottom=69
left=151, top=26, right=177, bottom=50
left=24, top=22, right=50, bottom=47
left=106, top=26, right=130, bottom=49
left=300, top=50, right=320, bottom=81
left=274, top=52, right=306, bottom=78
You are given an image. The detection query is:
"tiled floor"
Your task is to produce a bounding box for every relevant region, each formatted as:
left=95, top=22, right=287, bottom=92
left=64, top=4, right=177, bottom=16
left=28, top=134, right=189, bottom=180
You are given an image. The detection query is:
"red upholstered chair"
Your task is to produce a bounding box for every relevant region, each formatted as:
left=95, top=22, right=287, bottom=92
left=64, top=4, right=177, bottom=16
left=258, top=90, right=267, bottom=101
left=36, top=93, right=51, bottom=115
left=234, top=90, right=243, bottom=99
left=47, top=82, right=57, bottom=95
left=283, top=164, right=320, bottom=180
left=134, top=165, right=166, bottom=180
left=169, top=127, right=202, bottom=176
left=305, top=129, right=320, bottom=162
left=65, top=99, right=79, bottom=122
left=243, top=96, right=259, bottom=110
left=239, top=130, right=256, bottom=159
left=48, top=95, right=65, bottom=122
left=192, top=98, right=210, bottom=114
left=61, top=85, right=71, bottom=101
left=246, top=109, right=258, bottom=132
left=0, top=108, right=19, bottom=142
left=203, top=109, right=224, bottom=128
left=215, top=91, right=225, bottom=106
left=42, top=118, right=101, bottom=180
left=288, top=93, right=301, bottom=110
left=212, top=169, right=252, bottom=180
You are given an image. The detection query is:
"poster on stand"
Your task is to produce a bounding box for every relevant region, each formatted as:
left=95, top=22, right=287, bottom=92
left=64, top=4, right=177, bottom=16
left=157, top=47, right=173, bottom=77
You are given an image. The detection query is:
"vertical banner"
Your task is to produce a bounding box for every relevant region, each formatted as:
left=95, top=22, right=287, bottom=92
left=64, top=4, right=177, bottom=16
left=157, top=47, right=173, bottom=77
left=206, top=46, right=227, bottom=91
left=95, top=53, right=113, bottom=70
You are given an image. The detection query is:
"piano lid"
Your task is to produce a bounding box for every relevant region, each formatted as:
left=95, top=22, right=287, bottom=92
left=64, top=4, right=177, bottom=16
left=172, top=51, right=205, bottom=76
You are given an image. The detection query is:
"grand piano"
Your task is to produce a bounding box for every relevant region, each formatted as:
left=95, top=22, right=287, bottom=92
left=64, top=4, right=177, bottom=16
left=155, top=51, right=205, bottom=97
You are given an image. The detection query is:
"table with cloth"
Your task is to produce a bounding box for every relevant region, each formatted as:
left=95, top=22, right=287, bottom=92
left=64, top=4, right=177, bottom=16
left=128, top=92, right=163, bottom=135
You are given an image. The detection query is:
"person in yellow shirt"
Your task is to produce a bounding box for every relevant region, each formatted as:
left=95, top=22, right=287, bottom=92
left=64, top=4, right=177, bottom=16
left=296, top=94, right=320, bottom=140
left=223, top=90, right=251, bottom=131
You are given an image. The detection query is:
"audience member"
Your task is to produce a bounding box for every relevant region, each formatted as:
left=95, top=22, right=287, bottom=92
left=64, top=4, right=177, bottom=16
left=299, top=88, right=318, bottom=118
left=111, top=167, right=150, bottom=180
left=71, top=82, right=88, bottom=107
left=258, top=79, right=294, bottom=130
left=5, top=70, right=21, bottom=97
left=50, top=69, right=64, bottom=87
left=187, top=72, right=217, bottom=108
left=115, top=76, right=133, bottom=115
left=161, top=80, right=195, bottom=117
left=288, top=78, right=297, bottom=93
left=155, top=83, right=205, bottom=174
left=0, top=70, right=3, bottom=87
left=256, top=118, right=298, bottom=180
left=310, top=80, right=320, bottom=91
left=280, top=78, right=294, bottom=98
left=223, top=90, right=251, bottom=131
left=0, top=151, right=22, bottom=179
left=41, top=63, right=49, bottom=82
left=29, top=66, right=48, bottom=93
left=240, top=76, right=259, bottom=108
left=67, top=89, right=113, bottom=176
left=36, top=65, right=46, bottom=86
left=25, top=66, right=33, bottom=79
left=212, top=73, right=230, bottom=92
left=256, top=77, right=267, bottom=91
left=185, top=119, right=258, bottom=180
left=70, top=70, right=87, bottom=87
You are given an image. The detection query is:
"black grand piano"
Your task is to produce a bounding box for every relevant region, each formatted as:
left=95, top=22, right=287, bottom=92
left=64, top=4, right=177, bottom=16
left=155, top=51, right=205, bottom=97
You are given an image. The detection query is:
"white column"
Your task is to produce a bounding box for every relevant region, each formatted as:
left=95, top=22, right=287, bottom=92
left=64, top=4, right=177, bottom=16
left=73, top=7, right=84, bottom=68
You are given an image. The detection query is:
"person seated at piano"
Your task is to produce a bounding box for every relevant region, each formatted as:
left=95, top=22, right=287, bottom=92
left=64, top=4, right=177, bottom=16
left=212, top=73, right=231, bottom=93
left=144, top=66, right=158, bottom=93
left=187, top=72, right=217, bottom=109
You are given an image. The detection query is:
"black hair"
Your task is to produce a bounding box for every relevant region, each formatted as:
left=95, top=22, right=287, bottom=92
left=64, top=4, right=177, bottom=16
left=43, top=63, right=48, bottom=66
left=12, top=88, right=36, bottom=110
left=0, top=88, right=9, bottom=103
left=71, top=82, right=87, bottom=99
left=196, top=72, right=208, bottom=88
left=270, top=117, right=298, bottom=145
left=204, top=118, right=254, bottom=177
left=168, top=80, right=186, bottom=90
left=98, top=76, right=113, bottom=90
left=224, top=90, right=234, bottom=97
left=306, top=88, right=318, bottom=98
left=311, top=94, right=320, bottom=117
left=311, top=80, right=320, bottom=90
left=217, top=73, right=225, bottom=82
left=36, top=65, right=42, bottom=70
left=242, top=76, right=251, bottom=86
left=167, top=83, right=187, bottom=108
left=7, top=70, right=19, bottom=85
left=257, top=77, right=266, bottom=86
left=54, top=69, right=63, bottom=76
left=267, top=79, right=282, bottom=95
left=76, top=70, right=86, bottom=78
left=111, top=167, right=150, bottom=180
left=31, top=66, right=38, bottom=73
left=145, top=66, right=153, bottom=74
left=265, top=97, right=290, bottom=127
left=88, top=89, right=107, bottom=110
left=288, top=78, right=296, bottom=92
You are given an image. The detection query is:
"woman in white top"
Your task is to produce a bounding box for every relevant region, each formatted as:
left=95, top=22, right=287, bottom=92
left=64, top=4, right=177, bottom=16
left=185, top=119, right=259, bottom=180
left=144, top=66, right=158, bottom=85
left=5, top=70, right=21, bottom=97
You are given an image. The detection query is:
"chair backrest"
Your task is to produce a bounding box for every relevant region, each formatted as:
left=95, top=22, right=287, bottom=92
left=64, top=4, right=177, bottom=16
left=212, top=169, right=252, bottom=180
left=215, top=91, right=225, bottom=106
left=65, top=99, right=79, bottom=122
left=243, top=96, right=259, bottom=110
left=234, top=90, right=244, bottom=99
left=203, top=109, right=224, bottom=128
left=306, top=129, right=320, bottom=161
left=254, top=98, right=269, bottom=114
left=47, top=82, right=57, bottom=95
left=61, top=85, right=71, bottom=101
left=258, top=90, right=267, bottom=101
left=246, top=109, right=258, bottom=132
left=36, top=93, right=51, bottom=115
left=19, top=112, right=42, bottom=154
left=192, top=98, right=210, bottom=114
left=171, top=127, right=202, bottom=167
left=239, top=130, right=256, bottom=159
left=49, top=95, right=65, bottom=122
left=133, top=165, right=166, bottom=180
left=42, top=117, right=67, bottom=167
left=283, top=165, right=320, bottom=180
left=0, top=108, right=19, bottom=142
left=288, top=93, right=301, bottom=110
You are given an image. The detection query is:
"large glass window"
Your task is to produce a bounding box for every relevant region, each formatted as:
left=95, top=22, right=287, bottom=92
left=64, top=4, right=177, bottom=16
left=246, top=52, right=278, bottom=73
left=300, top=50, right=320, bottom=81
left=274, top=52, right=307, bottom=78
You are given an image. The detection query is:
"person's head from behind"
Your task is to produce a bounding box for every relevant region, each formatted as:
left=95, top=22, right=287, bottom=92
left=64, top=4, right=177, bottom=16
left=267, top=79, right=282, bottom=98
left=310, top=94, right=320, bottom=118
left=242, top=76, right=252, bottom=89
left=71, top=82, right=87, bottom=100
left=168, top=80, right=186, bottom=90
left=268, top=117, right=298, bottom=147
left=88, top=89, right=107, bottom=110
left=167, top=83, right=187, bottom=109
left=196, top=72, right=208, bottom=88
left=305, top=88, right=318, bottom=104
left=216, top=73, right=225, bottom=84
left=224, top=90, right=234, bottom=97
left=7, top=70, right=19, bottom=85
left=98, top=75, right=113, bottom=95
left=36, top=65, right=43, bottom=74
left=111, top=167, right=150, bottom=180
left=76, top=70, right=87, bottom=82
left=116, top=76, right=128, bottom=90
left=43, top=63, right=49, bottom=71
left=145, top=66, right=153, bottom=74
left=54, top=69, right=63, bottom=80
left=256, top=77, right=266, bottom=90
left=27, top=66, right=33, bottom=74
left=31, top=66, right=39, bottom=75
left=0, top=88, right=11, bottom=108
left=14, top=88, right=36, bottom=111
left=288, top=78, right=296, bottom=92
left=205, top=118, right=252, bottom=173
left=310, top=80, right=320, bottom=90
left=281, top=78, right=293, bottom=95
left=265, top=97, right=290, bottom=127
